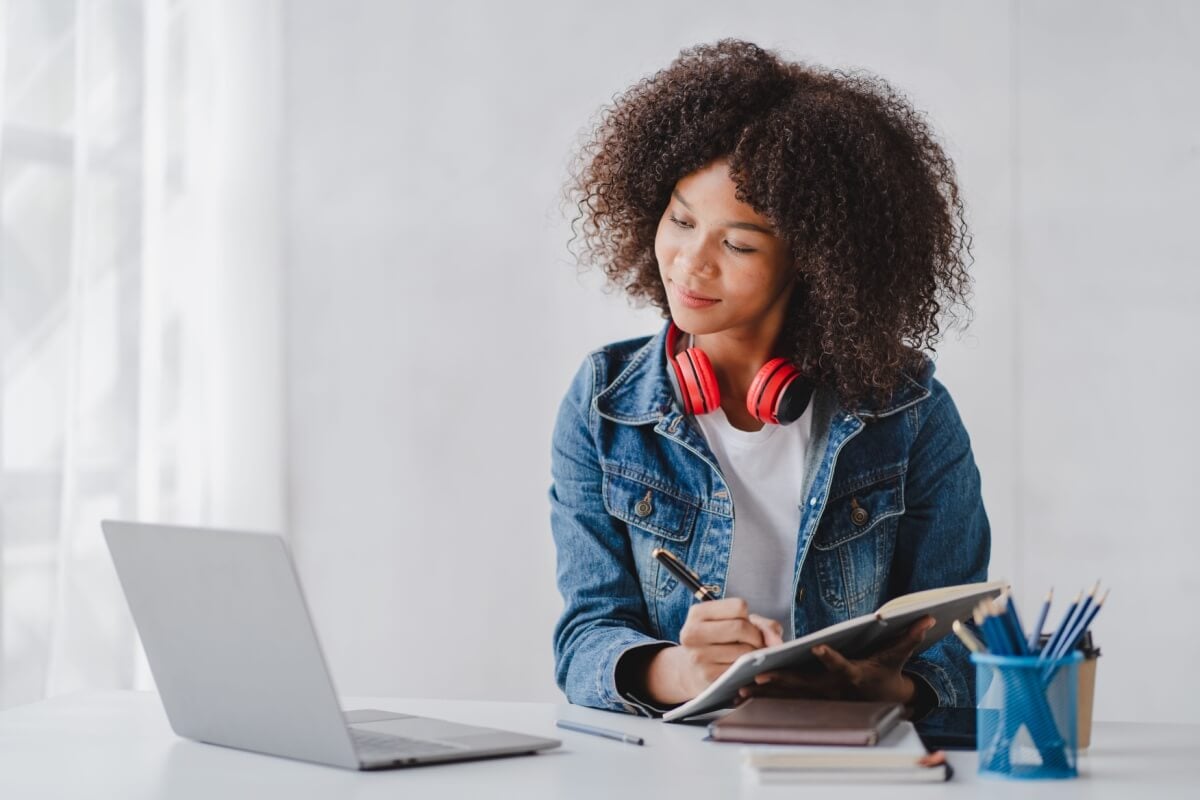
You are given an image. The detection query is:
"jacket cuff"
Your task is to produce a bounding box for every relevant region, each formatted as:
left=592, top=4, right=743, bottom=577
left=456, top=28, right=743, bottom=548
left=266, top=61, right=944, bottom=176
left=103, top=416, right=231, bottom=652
left=903, top=670, right=939, bottom=722
left=610, top=640, right=678, bottom=717
left=902, top=656, right=963, bottom=713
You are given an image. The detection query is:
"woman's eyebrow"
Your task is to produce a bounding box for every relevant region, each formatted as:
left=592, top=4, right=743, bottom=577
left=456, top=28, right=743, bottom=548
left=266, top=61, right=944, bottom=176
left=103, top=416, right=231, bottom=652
left=672, top=190, right=774, bottom=234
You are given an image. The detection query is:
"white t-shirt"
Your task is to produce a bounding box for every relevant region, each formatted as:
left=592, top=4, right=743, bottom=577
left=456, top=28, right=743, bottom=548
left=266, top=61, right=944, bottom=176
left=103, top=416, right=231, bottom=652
left=693, top=402, right=813, bottom=641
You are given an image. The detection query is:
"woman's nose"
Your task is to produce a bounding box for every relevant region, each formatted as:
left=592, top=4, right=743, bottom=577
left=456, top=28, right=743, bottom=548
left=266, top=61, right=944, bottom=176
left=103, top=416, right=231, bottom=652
left=676, top=239, right=717, bottom=278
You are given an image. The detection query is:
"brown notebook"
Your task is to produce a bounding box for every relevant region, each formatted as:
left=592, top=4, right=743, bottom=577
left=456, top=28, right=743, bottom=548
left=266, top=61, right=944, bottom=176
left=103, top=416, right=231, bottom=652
left=708, top=697, right=904, bottom=746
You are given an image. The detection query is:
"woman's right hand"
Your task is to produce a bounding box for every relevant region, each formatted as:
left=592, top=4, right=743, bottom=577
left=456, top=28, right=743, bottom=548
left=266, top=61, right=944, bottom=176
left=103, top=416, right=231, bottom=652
left=643, top=598, right=783, bottom=705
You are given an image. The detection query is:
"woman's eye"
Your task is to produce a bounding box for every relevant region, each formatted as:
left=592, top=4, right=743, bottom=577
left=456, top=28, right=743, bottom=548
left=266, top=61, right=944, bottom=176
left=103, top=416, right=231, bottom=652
left=670, top=216, right=755, bottom=255
left=725, top=242, right=754, bottom=255
left=669, top=215, right=692, bottom=228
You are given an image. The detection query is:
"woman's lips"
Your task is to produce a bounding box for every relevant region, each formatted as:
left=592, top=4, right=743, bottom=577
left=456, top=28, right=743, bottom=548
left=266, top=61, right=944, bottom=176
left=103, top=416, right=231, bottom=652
left=672, top=281, right=720, bottom=309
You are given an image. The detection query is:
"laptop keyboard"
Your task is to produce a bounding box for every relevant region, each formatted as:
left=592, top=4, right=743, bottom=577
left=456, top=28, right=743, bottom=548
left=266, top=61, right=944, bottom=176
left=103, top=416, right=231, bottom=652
left=350, top=728, right=461, bottom=761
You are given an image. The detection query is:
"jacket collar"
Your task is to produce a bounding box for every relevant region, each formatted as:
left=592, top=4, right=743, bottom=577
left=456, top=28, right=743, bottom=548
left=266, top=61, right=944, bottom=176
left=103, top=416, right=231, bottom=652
left=593, top=323, right=676, bottom=425
left=594, top=321, right=932, bottom=424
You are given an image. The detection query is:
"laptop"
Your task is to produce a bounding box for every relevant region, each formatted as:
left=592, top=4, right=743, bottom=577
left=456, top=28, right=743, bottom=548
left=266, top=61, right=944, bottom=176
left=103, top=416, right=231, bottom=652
left=101, top=520, right=561, bottom=770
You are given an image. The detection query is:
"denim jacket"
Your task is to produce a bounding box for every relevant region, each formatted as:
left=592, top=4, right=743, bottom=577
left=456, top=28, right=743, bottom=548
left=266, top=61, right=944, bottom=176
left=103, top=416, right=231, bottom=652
left=549, top=322, right=990, bottom=716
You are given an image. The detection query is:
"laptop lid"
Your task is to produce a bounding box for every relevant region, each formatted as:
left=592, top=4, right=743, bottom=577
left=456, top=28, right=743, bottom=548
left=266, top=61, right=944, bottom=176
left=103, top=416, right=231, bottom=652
left=102, top=520, right=360, bottom=769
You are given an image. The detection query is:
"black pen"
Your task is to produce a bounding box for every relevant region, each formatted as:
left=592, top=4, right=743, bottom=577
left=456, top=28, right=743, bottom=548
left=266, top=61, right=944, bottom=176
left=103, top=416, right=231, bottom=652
left=652, top=547, right=717, bottom=601
left=555, top=719, right=645, bottom=745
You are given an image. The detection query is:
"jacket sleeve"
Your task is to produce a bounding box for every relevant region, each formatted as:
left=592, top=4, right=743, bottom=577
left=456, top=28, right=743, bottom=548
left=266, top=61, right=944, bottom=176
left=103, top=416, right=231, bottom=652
left=549, top=356, right=674, bottom=715
left=892, top=379, right=992, bottom=711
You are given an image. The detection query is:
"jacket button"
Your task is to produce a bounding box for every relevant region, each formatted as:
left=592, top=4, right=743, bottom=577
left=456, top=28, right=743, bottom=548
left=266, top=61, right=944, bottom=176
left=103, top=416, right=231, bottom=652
left=634, top=491, right=653, bottom=517
left=850, top=497, right=870, bottom=526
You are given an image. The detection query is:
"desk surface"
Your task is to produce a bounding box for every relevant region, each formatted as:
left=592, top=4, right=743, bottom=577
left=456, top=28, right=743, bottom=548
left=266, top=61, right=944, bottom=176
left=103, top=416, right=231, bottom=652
left=1, top=691, right=1197, bottom=798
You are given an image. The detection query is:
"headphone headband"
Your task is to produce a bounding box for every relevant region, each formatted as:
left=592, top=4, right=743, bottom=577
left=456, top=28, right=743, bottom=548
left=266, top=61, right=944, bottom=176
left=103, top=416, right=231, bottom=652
left=664, top=322, right=812, bottom=425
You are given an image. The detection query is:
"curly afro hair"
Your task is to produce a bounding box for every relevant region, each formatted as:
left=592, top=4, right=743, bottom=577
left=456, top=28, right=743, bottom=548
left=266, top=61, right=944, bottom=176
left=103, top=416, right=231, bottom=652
left=564, top=38, right=974, bottom=408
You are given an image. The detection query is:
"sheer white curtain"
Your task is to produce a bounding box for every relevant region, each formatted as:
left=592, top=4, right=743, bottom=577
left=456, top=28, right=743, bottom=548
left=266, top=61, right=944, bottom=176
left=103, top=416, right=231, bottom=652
left=0, top=0, right=283, bottom=708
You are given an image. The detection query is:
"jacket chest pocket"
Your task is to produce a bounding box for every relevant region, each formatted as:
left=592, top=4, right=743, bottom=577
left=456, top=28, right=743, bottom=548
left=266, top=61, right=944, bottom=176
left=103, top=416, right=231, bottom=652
left=602, top=470, right=698, bottom=542
left=601, top=470, right=703, bottom=633
left=811, top=474, right=904, bottom=617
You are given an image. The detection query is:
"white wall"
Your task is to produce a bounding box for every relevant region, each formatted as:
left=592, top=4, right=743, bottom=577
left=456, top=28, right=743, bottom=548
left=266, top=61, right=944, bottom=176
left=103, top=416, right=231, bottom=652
left=282, top=0, right=1200, bottom=722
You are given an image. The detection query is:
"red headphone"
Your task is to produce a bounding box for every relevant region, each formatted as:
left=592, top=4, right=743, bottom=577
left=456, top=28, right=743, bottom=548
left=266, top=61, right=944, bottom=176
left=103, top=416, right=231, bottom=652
left=665, top=322, right=814, bottom=425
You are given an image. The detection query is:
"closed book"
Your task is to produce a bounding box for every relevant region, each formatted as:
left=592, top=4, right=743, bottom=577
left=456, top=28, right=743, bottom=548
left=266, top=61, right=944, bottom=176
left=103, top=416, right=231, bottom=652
left=742, top=720, right=953, bottom=784
left=709, top=697, right=903, bottom=746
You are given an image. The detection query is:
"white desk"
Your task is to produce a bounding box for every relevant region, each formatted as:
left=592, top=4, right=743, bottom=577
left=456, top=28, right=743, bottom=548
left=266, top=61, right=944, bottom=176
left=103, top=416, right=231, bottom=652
left=1, top=691, right=1197, bottom=798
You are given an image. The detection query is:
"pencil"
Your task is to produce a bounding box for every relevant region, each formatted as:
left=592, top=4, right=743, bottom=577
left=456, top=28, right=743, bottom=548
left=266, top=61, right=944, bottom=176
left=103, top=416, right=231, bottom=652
left=1051, top=588, right=1108, bottom=662
left=1027, top=588, right=1052, bottom=653
left=981, top=599, right=1012, bottom=655
left=1039, top=589, right=1082, bottom=664
left=952, top=620, right=987, bottom=654
left=995, top=594, right=1029, bottom=656
left=1047, top=581, right=1099, bottom=662
left=1041, top=588, right=1108, bottom=684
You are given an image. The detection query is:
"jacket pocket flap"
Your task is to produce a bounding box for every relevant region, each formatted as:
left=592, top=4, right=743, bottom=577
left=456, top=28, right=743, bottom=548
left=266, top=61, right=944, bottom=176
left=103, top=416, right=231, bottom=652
left=813, top=476, right=905, bottom=550
left=602, top=471, right=698, bottom=542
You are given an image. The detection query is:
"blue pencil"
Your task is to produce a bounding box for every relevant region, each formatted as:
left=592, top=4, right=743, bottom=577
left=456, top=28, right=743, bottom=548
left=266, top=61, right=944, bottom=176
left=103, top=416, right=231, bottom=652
left=1027, top=588, right=1052, bottom=653
left=1050, top=581, right=1100, bottom=661
left=1051, top=588, right=1108, bottom=662
left=1042, top=589, right=1108, bottom=683
left=1038, top=590, right=1081, bottom=664
left=1004, top=592, right=1031, bottom=656
left=980, top=600, right=1014, bottom=655
left=990, top=595, right=1025, bottom=655
left=973, top=604, right=997, bottom=653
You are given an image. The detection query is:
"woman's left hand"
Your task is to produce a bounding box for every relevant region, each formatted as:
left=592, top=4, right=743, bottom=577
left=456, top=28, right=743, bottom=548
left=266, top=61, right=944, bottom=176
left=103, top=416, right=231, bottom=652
left=737, top=615, right=936, bottom=707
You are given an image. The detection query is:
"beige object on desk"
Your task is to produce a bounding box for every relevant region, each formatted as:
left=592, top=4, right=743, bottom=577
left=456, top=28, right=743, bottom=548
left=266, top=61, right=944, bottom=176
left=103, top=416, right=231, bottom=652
left=1078, top=654, right=1098, bottom=749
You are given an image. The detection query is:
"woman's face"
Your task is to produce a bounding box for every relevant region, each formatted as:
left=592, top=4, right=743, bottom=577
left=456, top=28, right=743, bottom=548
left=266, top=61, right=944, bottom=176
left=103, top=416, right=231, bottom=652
left=655, top=158, right=795, bottom=338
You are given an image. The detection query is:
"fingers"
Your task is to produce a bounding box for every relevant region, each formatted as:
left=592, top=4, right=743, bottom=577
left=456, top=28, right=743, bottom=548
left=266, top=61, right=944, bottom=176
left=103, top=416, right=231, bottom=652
left=682, top=600, right=768, bottom=650
left=680, top=617, right=766, bottom=650
left=874, top=615, right=935, bottom=668
left=689, top=597, right=752, bottom=621
left=675, top=599, right=778, bottom=694
left=812, top=644, right=858, bottom=680
left=742, top=617, right=938, bottom=706
left=748, top=614, right=784, bottom=647
left=686, top=643, right=758, bottom=667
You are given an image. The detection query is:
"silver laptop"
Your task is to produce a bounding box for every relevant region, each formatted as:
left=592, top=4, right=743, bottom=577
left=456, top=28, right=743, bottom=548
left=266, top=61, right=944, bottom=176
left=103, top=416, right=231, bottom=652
left=102, top=520, right=560, bottom=770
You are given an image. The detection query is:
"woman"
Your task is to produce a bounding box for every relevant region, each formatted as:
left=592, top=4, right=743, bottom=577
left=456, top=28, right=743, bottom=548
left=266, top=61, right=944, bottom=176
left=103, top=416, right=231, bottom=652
left=550, top=39, right=989, bottom=718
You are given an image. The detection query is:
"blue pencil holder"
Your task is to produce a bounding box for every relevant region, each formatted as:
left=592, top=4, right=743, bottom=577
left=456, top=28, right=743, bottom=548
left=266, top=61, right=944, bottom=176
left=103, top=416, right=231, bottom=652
left=971, top=652, right=1081, bottom=780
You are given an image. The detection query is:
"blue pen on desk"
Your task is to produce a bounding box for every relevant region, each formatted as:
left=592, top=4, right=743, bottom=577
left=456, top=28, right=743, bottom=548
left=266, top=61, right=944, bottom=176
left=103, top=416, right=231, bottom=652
left=556, top=719, right=645, bottom=746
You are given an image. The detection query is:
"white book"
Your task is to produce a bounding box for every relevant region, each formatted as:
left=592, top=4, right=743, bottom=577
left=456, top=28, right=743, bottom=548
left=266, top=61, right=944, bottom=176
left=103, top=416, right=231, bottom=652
left=663, top=579, right=1006, bottom=722
left=743, top=722, right=951, bottom=784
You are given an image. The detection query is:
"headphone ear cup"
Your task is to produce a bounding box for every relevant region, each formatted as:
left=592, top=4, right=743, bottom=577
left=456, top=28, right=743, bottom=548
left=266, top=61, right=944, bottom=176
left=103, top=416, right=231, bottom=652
left=747, top=358, right=811, bottom=425
left=773, top=375, right=814, bottom=425
left=666, top=355, right=692, bottom=414
left=678, top=346, right=720, bottom=415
